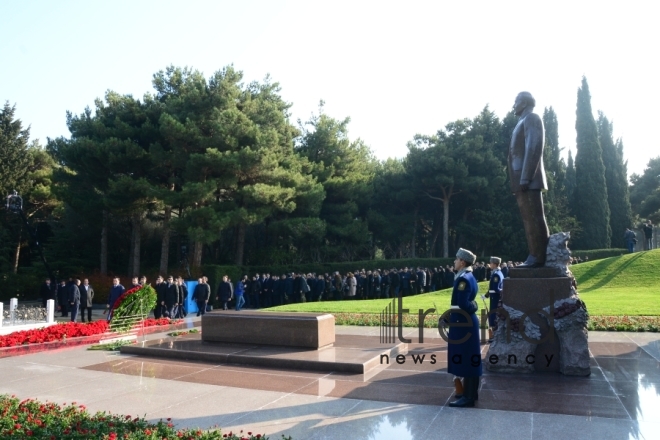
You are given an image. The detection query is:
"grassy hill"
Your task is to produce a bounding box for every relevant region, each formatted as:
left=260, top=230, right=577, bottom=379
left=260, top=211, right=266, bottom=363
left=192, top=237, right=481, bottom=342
left=270, top=249, right=660, bottom=316
left=571, top=249, right=660, bottom=315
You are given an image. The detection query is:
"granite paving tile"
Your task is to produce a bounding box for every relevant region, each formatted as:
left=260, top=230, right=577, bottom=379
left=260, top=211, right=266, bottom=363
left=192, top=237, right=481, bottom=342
left=531, top=413, right=640, bottom=440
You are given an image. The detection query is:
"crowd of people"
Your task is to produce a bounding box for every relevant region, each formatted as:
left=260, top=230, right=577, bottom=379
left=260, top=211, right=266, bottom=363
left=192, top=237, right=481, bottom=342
left=211, top=261, right=524, bottom=310
left=38, top=247, right=613, bottom=322
left=38, top=261, right=530, bottom=321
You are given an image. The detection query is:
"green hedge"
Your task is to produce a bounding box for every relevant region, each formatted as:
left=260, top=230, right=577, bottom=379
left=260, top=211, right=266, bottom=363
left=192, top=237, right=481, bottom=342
left=571, top=248, right=627, bottom=260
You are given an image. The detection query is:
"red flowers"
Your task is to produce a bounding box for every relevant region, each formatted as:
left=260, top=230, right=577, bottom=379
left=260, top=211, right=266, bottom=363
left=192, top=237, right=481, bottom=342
left=111, top=286, right=142, bottom=312
left=0, top=394, right=275, bottom=439
left=0, top=318, right=184, bottom=350
left=0, top=321, right=109, bottom=348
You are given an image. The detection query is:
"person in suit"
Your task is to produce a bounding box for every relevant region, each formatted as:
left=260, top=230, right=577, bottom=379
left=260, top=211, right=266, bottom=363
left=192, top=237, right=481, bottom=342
left=154, top=275, right=166, bottom=318
left=164, top=276, right=180, bottom=317
left=40, top=278, right=52, bottom=308
left=106, top=277, right=125, bottom=321
left=250, top=274, right=262, bottom=308
left=390, top=269, right=401, bottom=298
left=643, top=220, right=654, bottom=250
left=68, top=279, right=81, bottom=322
left=216, top=275, right=232, bottom=310
left=57, top=280, right=68, bottom=317
left=500, top=262, right=509, bottom=278
left=313, top=273, right=325, bottom=302
left=483, top=257, right=504, bottom=342
left=380, top=269, right=390, bottom=299
left=446, top=248, right=482, bottom=408
left=176, top=276, right=188, bottom=317
left=193, top=277, right=210, bottom=316
left=79, top=278, right=95, bottom=322
left=508, top=91, right=550, bottom=268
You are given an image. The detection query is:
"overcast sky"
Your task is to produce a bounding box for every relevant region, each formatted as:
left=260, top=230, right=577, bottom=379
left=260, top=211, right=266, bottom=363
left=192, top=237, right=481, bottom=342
left=2, top=0, right=658, bottom=177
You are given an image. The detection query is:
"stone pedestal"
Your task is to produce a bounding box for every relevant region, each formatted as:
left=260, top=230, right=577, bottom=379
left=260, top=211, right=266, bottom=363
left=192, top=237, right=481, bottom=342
left=487, top=232, right=590, bottom=376
left=490, top=275, right=571, bottom=373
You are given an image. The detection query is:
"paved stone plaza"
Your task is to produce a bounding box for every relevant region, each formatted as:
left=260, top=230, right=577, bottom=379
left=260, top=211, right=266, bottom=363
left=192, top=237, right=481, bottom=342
left=1, top=317, right=659, bottom=439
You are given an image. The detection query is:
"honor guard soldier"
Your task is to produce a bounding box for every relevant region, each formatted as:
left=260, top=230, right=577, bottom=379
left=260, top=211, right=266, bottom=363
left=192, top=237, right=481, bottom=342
left=484, top=257, right=504, bottom=342
left=447, top=248, right=482, bottom=408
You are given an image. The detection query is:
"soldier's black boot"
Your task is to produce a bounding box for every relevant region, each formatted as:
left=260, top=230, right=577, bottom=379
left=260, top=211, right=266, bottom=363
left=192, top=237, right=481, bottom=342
left=448, top=377, right=476, bottom=408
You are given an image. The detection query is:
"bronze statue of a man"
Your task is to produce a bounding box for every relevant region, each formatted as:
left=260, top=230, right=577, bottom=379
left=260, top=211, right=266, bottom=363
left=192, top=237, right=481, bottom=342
left=508, top=91, right=550, bottom=268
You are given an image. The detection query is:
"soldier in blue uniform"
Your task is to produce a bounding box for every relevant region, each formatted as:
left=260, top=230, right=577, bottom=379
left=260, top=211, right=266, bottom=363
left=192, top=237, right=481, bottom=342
left=484, top=256, right=504, bottom=343
left=447, top=248, right=482, bottom=408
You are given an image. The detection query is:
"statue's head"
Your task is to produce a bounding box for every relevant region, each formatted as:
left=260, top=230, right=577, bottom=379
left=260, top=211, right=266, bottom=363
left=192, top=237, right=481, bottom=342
left=514, top=91, right=535, bottom=116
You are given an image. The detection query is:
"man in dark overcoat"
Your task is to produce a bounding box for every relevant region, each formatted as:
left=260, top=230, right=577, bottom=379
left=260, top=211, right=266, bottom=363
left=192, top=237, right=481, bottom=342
left=164, top=276, right=180, bottom=317
left=106, top=277, right=125, bottom=321
left=216, top=275, right=232, bottom=310
left=58, top=280, right=68, bottom=317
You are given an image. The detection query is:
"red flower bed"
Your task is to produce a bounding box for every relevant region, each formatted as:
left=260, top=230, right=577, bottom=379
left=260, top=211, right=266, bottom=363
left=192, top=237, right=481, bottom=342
left=0, top=319, right=184, bottom=349
left=140, top=318, right=181, bottom=328
left=0, top=395, right=276, bottom=439
left=0, top=321, right=109, bottom=348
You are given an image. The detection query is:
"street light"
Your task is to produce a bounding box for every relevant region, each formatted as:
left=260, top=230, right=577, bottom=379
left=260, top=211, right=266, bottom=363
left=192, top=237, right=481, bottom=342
left=5, top=190, right=23, bottom=213
left=5, top=190, right=57, bottom=296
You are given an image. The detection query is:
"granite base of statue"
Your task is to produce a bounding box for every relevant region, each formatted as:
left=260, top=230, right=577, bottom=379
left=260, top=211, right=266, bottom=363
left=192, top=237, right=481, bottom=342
left=486, top=232, right=590, bottom=376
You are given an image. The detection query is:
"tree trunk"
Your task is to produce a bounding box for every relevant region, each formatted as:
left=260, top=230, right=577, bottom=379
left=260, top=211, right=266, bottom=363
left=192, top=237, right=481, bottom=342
left=159, top=206, right=172, bottom=276
left=235, top=221, right=246, bottom=266
left=429, top=205, right=442, bottom=257
left=130, top=213, right=141, bottom=277
left=100, top=210, right=108, bottom=276
left=442, top=197, right=450, bottom=258
left=13, top=229, right=21, bottom=274
left=411, top=207, right=418, bottom=258
left=191, top=241, right=202, bottom=275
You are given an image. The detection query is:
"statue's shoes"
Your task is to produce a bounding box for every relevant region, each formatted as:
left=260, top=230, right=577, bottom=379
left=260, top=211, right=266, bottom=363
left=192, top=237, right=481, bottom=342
left=518, top=255, right=545, bottom=268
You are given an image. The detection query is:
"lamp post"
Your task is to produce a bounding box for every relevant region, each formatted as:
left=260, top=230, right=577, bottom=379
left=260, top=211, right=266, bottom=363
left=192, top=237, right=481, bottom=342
left=5, top=190, right=58, bottom=296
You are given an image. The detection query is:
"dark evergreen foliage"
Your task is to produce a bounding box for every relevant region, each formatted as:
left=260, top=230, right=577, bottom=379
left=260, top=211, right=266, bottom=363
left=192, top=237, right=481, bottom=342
left=630, top=157, right=660, bottom=223
left=597, top=112, right=633, bottom=247
left=571, top=77, right=611, bottom=249
left=4, top=70, right=646, bottom=296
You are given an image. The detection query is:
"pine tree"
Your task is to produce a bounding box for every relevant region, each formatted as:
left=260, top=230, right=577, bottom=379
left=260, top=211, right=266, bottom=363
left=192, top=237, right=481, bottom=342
left=296, top=104, right=376, bottom=261
left=0, top=102, right=32, bottom=196
left=572, top=77, right=611, bottom=249
left=597, top=112, right=632, bottom=247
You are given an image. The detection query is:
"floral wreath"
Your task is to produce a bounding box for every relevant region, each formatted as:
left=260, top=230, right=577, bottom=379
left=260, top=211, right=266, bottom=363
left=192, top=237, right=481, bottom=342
left=109, top=284, right=157, bottom=330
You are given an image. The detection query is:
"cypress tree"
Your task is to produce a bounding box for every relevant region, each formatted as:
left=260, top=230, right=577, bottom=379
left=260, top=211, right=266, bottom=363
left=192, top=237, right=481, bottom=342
left=597, top=112, right=633, bottom=247
left=542, top=107, right=573, bottom=232
left=572, top=77, right=611, bottom=249
left=565, top=150, right=576, bottom=201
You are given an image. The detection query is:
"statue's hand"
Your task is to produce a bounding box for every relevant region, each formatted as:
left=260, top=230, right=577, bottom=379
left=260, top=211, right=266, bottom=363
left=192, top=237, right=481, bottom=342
left=520, top=181, right=530, bottom=192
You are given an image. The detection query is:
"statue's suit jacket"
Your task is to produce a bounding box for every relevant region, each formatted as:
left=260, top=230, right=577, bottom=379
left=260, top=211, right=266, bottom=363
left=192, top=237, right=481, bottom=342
left=508, top=112, right=547, bottom=193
